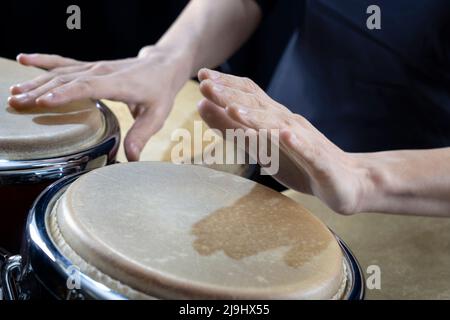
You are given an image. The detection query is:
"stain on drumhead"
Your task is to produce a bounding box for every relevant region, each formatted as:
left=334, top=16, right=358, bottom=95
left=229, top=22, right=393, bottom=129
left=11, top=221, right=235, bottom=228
left=192, top=186, right=331, bottom=268
left=53, top=162, right=345, bottom=299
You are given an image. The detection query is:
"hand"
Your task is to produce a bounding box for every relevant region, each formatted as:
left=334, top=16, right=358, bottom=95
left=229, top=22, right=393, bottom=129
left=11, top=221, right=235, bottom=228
left=8, top=47, right=191, bottom=161
left=197, top=68, right=372, bottom=215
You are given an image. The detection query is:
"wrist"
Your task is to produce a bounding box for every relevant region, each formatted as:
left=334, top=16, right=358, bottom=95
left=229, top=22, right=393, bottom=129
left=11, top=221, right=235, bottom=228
left=154, top=40, right=197, bottom=77
left=138, top=44, right=195, bottom=89
left=353, top=152, right=391, bottom=213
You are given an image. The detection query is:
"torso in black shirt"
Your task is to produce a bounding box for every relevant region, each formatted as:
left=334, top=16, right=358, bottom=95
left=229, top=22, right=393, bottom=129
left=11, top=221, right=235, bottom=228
left=258, top=0, right=450, bottom=152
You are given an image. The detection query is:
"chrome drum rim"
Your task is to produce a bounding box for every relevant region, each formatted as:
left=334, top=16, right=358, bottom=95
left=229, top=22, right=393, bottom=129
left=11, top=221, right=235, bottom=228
left=335, top=235, right=365, bottom=300
left=24, top=172, right=126, bottom=300
left=0, top=101, right=120, bottom=185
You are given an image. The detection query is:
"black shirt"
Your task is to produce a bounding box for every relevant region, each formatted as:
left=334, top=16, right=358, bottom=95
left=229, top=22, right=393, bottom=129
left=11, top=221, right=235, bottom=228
left=257, top=0, right=450, bottom=152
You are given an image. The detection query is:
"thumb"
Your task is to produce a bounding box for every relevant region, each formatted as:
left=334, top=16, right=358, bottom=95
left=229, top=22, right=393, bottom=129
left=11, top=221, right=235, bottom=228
left=124, top=106, right=167, bottom=161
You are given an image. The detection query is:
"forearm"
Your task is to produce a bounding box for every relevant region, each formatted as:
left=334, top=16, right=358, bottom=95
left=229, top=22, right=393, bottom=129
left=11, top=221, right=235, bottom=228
left=142, top=0, right=262, bottom=82
left=359, top=148, right=450, bottom=216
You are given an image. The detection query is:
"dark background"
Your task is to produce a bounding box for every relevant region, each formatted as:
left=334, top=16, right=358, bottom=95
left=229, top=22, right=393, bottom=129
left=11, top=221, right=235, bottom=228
left=0, top=0, right=296, bottom=90
left=0, top=0, right=293, bottom=190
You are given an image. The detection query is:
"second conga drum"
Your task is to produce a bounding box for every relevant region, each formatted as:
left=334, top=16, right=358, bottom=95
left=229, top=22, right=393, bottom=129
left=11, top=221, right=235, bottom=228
left=8, top=162, right=363, bottom=300
left=0, top=57, right=120, bottom=252
left=106, top=81, right=254, bottom=178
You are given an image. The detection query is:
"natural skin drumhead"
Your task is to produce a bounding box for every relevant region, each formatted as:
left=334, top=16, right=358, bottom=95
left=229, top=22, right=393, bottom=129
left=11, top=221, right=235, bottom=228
left=53, top=162, right=345, bottom=299
left=0, top=57, right=105, bottom=160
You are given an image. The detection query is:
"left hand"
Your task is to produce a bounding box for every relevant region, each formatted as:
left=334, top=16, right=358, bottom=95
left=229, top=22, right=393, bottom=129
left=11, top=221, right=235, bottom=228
left=197, top=68, right=373, bottom=215
left=8, top=49, right=191, bottom=161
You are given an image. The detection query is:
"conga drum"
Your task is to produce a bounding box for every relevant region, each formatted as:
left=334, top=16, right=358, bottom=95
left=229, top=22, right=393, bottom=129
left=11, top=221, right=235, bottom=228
left=0, top=57, right=120, bottom=253
left=1, top=162, right=363, bottom=300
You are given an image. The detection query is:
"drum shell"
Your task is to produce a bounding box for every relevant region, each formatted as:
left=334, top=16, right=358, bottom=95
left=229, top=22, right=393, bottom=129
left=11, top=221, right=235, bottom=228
left=0, top=102, right=120, bottom=253
left=9, top=172, right=364, bottom=300
left=0, top=182, right=49, bottom=253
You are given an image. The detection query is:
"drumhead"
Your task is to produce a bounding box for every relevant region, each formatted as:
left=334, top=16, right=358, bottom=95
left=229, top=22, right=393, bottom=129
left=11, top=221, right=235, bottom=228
left=0, top=57, right=105, bottom=160
left=48, top=162, right=346, bottom=299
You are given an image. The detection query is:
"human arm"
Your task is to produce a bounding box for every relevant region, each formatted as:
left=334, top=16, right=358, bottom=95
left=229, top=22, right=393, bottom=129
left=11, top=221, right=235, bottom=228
left=197, top=68, right=450, bottom=216
left=8, top=0, right=262, bottom=161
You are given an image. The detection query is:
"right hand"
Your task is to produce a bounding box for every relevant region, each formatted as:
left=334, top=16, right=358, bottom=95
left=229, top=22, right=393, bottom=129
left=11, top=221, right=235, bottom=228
left=197, top=69, right=370, bottom=215
left=9, top=46, right=191, bottom=161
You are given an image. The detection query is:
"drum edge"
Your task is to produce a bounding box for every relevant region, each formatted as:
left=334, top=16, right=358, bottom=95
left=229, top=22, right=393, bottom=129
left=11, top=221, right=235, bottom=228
left=1, top=171, right=365, bottom=300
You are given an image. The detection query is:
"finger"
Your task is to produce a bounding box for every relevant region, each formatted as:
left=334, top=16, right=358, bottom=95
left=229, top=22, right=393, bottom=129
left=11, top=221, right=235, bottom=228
left=34, top=76, right=124, bottom=107
left=226, top=103, right=292, bottom=131
left=8, top=73, right=89, bottom=108
left=225, top=104, right=263, bottom=129
left=124, top=106, right=168, bottom=161
left=10, top=63, right=106, bottom=95
left=197, top=99, right=247, bottom=134
left=198, top=68, right=261, bottom=94
left=10, top=73, right=54, bottom=95
left=10, top=63, right=96, bottom=95
left=224, top=103, right=284, bottom=165
left=199, top=79, right=262, bottom=110
left=17, top=53, right=83, bottom=69
left=198, top=99, right=258, bottom=162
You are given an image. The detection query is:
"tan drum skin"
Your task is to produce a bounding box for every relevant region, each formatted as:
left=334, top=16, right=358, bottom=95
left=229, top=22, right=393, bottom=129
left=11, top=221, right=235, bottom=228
left=104, top=81, right=250, bottom=177
left=284, top=190, right=450, bottom=300
left=104, top=81, right=204, bottom=163
left=0, top=58, right=105, bottom=160
left=48, top=162, right=346, bottom=300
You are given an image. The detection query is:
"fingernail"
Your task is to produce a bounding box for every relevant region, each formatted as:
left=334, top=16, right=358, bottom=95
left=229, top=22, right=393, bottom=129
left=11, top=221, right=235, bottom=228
left=207, top=69, right=221, bottom=80
left=36, top=93, right=55, bottom=105
left=213, top=84, right=223, bottom=92
left=16, top=53, right=34, bottom=60
left=10, top=84, right=22, bottom=93
left=42, top=93, right=55, bottom=101
left=13, top=93, right=28, bottom=101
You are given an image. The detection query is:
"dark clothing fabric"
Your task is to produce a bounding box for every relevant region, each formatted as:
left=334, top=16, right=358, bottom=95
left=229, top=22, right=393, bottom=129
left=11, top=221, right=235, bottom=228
left=256, top=0, right=450, bottom=152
